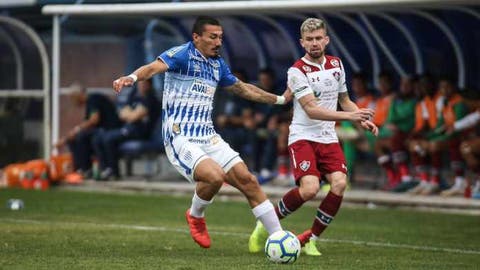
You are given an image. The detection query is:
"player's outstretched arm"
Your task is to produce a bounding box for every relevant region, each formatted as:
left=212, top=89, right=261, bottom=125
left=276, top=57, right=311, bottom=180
left=113, top=59, right=168, bottom=93
left=224, top=81, right=287, bottom=105
left=299, top=93, right=373, bottom=122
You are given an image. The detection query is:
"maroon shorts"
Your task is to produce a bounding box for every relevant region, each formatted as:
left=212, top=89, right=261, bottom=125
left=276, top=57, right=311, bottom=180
left=288, top=140, right=347, bottom=184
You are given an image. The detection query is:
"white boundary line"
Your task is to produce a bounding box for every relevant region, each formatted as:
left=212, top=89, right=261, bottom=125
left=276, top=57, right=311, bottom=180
left=2, top=218, right=480, bottom=255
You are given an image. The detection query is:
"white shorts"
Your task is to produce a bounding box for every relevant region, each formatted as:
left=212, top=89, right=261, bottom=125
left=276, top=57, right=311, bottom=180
left=164, top=134, right=243, bottom=182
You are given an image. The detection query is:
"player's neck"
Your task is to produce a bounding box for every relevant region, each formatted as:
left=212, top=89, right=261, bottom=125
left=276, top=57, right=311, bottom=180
left=304, top=54, right=325, bottom=65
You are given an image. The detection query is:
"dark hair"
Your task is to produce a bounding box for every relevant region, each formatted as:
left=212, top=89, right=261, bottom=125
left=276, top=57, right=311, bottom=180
left=192, top=16, right=221, bottom=35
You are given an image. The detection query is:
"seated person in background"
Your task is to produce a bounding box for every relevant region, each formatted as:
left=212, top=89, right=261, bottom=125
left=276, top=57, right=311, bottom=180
left=54, top=83, right=121, bottom=178
left=337, top=72, right=375, bottom=182
left=371, top=71, right=398, bottom=188
left=374, top=76, right=417, bottom=191
left=214, top=70, right=253, bottom=158
left=246, top=68, right=283, bottom=179
left=406, top=73, right=443, bottom=191
left=443, top=89, right=480, bottom=198
left=94, top=79, right=160, bottom=180
left=257, top=69, right=294, bottom=184
left=409, top=77, right=469, bottom=195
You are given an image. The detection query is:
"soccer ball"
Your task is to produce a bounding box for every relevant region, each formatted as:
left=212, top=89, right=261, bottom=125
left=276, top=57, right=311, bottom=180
left=264, top=230, right=301, bottom=264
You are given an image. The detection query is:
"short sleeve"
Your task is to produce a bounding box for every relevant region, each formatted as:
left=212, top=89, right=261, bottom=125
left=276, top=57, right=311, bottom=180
left=338, top=60, right=348, bottom=93
left=157, top=43, right=188, bottom=71
left=218, top=58, right=238, bottom=88
left=287, top=67, right=313, bottom=99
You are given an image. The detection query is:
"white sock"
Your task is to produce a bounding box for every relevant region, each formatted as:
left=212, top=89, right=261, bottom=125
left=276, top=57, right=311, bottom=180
left=252, top=200, right=282, bottom=235
left=189, top=192, right=213, bottom=218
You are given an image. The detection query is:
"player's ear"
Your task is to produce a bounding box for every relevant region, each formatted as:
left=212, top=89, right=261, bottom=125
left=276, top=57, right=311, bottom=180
left=299, top=38, right=305, bottom=48
left=325, top=36, right=330, bottom=45
left=192, top=32, right=200, bottom=42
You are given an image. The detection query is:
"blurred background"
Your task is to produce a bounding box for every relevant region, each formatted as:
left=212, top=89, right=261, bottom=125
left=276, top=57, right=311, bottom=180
left=0, top=0, right=479, bottom=194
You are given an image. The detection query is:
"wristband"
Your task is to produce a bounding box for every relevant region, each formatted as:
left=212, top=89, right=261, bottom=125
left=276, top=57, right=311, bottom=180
left=275, top=95, right=286, bottom=105
left=127, top=74, right=138, bottom=82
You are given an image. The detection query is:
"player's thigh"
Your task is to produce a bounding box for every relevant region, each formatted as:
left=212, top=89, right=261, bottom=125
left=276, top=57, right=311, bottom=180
left=204, top=135, right=243, bottom=173
left=289, top=140, right=321, bottom=184
left=193, top=158, right=227, bottom=185
left=316, top=143, right=348, bottom=176
left=164, top=136, right=210, bottom=182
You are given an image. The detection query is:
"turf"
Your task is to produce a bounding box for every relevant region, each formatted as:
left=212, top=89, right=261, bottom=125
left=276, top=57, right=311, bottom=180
left=1, top=188, right=479, bottom=269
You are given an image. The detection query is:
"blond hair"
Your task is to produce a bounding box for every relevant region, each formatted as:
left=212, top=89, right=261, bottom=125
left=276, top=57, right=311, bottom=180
left=300, top=18, right=327, bottom=37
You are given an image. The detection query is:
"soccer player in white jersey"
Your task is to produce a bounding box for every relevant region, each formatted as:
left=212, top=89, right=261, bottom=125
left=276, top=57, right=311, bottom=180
left=113, top=16, right=290, bottom=249
left=249, top=18, right=378, bottom=256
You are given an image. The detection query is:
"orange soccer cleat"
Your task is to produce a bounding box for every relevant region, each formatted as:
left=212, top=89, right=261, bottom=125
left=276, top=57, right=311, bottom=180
left=297, top=229, right=313, bottom=247
left=185, top=209, right=211, bottom=248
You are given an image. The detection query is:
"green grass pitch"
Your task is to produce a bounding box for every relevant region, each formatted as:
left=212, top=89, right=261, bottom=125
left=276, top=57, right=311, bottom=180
left=1, top=188, right=479, bottom=269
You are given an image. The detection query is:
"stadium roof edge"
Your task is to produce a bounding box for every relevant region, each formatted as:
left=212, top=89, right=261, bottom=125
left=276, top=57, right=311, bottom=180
left=41, top=0, right=478, bottom=16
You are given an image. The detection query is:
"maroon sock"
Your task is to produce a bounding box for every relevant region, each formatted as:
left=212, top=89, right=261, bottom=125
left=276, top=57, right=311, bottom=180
left=275, top=187, right=305, bottom=219
left=311, top=191, right=343, bottom=237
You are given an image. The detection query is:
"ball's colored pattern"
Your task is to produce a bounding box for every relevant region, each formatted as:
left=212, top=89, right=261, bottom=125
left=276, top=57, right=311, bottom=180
left=264, top=230, right=301, bottom=264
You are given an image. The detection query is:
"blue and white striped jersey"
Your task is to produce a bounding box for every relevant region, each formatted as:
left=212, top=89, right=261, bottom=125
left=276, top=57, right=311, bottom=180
left=158, top=41, right=237, bottom=144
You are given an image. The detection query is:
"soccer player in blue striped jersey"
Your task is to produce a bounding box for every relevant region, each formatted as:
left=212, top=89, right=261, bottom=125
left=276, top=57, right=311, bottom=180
left=113, top=16, right=290, bottom=249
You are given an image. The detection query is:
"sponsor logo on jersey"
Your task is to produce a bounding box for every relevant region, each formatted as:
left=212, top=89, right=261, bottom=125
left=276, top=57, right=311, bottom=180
left=293, top=86, right=309, bottom=95
left=166, top=45, right=185, bottom=57
left=332, top=71, right=341, bottom=81
left=190, top=80, right=215, bottom=96
left=188, top=138, right=210, bottom=144
left=302, top=65, right=312, bottom=73
left=193, top=63, right=201, bottom=73
left=187, top=135, right=220, bottom=145
left=209, top=60, right=220, bottom=68
left=211, top=135, right=220, bottom=145
left=188, top=51, right=205, bottom=62
left=299, top=160, right=311, bottom=171
left=323, top=79, right=333, bottom=87
left=330, top=58, right=339, bottom=67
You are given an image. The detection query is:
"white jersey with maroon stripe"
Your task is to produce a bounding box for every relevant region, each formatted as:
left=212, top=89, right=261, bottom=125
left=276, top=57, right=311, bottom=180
left=287, top=55, right=347, bottom=145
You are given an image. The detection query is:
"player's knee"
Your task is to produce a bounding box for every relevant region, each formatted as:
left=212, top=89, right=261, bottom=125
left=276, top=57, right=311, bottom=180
left=299, top=181, right=320, bottom=201
left=211, top=172, right=227, bottom=187
left=331, top=177, right=347, bottom=194
left=199, top=168, right=226, bottom=187
left=239, top=173, right=261, bottom=193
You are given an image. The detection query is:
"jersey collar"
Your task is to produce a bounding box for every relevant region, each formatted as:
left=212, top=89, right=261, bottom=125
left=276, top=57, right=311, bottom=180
left=301, top=56, right=326, bottom=69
